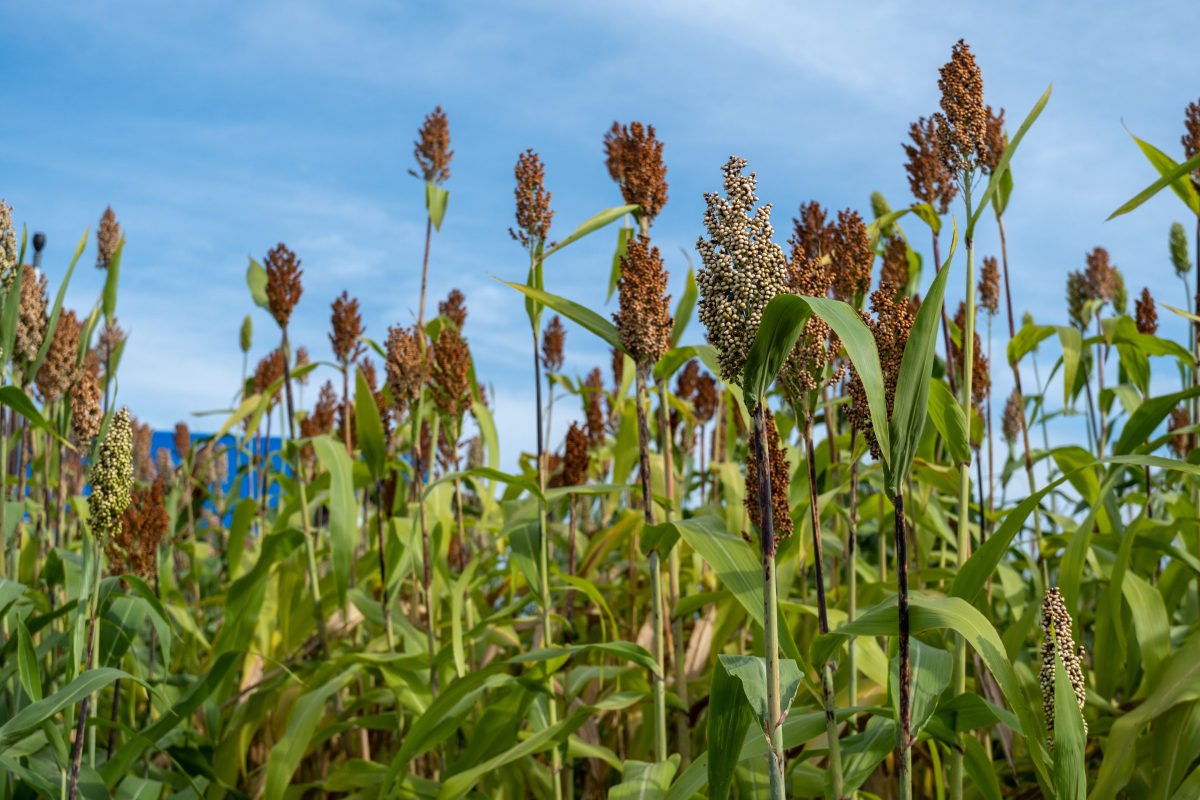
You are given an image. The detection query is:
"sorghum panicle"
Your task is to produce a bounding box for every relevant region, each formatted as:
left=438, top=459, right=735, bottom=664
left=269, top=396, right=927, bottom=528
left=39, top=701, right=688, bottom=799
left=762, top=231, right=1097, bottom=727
left=96, top=206, right=121, bottom=270
left=584, top=368, right=605, bottom=447
left=410, top=106, right=453, bottom=184
left=830, top=209, right=872, bottom=303
left=541, top=315, right=565, bottom=373
left=1002, top=388, right=1022, bottom=446
left=604, top=122, right=668, bottom=223
left=880, top=236, right=909, bottom=289
left=744, top=407, right=792, bottom=544
left=509, top=150, right=554, bottom=251
left=934, top=39, right=987, bottom=177
left=174, top=423, right=191, bottom=460
left=330, top=291, right=366, bottom=364
left=386, top=324, right=423, bottom=417
left=1183, top=100, right=1200, bottom=191
left=37, top=310, right=81, bottom=404
left=429, top=326, right=473, bottom=420
left=71, top=351, right=103, bottom=442
left=846, top=284, right=915, bottom=460
left=562, top=422, right=590, bottom=487
left=1039, top=587, right=1088, bottom=750
left=1136, top=288, right=1158, bottom=335
left=89, top=407, right=135, bottom=538
left=982, top=105, right=1007, bottom=175
left=613, top=235, right=673, bottom=366
left=903, top=118, right=958, bottom=215
left=439, top=289, right=467, bottom=331
left=979, top=256, right=1001, bottom=314
left=264, top=243, right=303, bottom=327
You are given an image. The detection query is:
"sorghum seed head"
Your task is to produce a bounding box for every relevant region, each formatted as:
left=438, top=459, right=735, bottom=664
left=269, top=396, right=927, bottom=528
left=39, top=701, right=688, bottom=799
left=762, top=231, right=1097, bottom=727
left=880, top=236, right=909, bottom=291
left=903, top=117, right=958, bottom=215
left=410, top=106, right=453, bottom=185
left=37, top=310, right=81, bottom=404
left=439, top=289, right=467, bottom=331
left=744, top=408, right=792, bottom=544
left=562, top=422, right=590, bottom=488
left=934, top=39, right=987, bottom=177
left=604, top=121, right=668, bottom=223
left=613, top=235, right=673, bottom=365
left=1136, top=288, right=1158, bottom=335
left=1002, top=388, right=1022, bottom=446
left=14, top=264, right=48, bottom=367
left=979, top=256, right=1001, bottom=314
left=330, top=291, right=366, bottom=364
left=264, top=243, right=303, bottom=327
left=89, top=407, right=135, bottom=538
left=541, top=315, right=565, bottom=373
left=509, top=149, right=554, bottom=252
left=1039, top=587, right=1088, bottom=749
left=96, top=207, right=121, bottom=270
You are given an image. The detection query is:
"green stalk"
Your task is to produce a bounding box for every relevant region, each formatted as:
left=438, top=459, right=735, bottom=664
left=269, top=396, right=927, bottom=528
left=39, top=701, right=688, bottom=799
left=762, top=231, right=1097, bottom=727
left=656, top=378, right=689, bottom=765
left=751, top=403, right=785, bottom=800
left=952, top=187, right=977, bottom=800
left=847, top=429, right=859, bottom=729
left=634, top=364, right=666, bottom=760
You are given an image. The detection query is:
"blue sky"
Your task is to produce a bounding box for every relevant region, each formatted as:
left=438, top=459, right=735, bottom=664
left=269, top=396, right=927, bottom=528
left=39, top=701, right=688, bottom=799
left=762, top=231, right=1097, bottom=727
left=3, top=0, right=1200, bottom=474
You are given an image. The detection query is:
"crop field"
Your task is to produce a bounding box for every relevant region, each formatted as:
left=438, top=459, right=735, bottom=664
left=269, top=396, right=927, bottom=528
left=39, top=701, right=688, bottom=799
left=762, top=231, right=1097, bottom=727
left=0, top=35, right=1198, bottom=800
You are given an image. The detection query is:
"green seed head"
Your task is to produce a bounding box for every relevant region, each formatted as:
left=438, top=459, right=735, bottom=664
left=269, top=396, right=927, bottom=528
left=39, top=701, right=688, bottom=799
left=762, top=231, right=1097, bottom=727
left=88, top=407, right=134, bottom=538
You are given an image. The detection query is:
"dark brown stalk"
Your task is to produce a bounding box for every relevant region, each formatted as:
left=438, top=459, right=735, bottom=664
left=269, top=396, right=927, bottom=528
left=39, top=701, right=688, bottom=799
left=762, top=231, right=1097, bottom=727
left=932, top=233, right=957, bottom=396
left=376, top=480, right=395, bottom=651
left=66, top=610, right=97, bottom=800
left=822, top=385, right=838, bottom=465
left=894, top=491, right=912, bottom=793
left=107, top=679, right=120, bottom=757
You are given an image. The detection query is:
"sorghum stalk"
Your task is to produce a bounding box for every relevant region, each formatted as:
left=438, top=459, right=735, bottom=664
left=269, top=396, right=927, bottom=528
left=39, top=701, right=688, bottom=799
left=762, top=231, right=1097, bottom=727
left=847, top=429, right=860, bottom=722
left=804, top=417, right=843, bottom=797
left=894, top=491, right=912, bottom=800
left=751, top=403, right=786, bottom=800
left=656, top=378, right=689, bottom=765
left=635, top=363, right=667, bottom=760
left=375, top=479, right=395, bottom=651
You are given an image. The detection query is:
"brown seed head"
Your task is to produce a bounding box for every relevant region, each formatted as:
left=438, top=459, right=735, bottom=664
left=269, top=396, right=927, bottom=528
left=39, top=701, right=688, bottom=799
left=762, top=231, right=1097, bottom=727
left=694, top=373, right=718, bottom=426
left=96, top=318, right=125, bottom=367
left=1169, top=405, right=1192, bottom=459
left=979, top=256, right=1001, bottom=313
left=360, top=356, right=378, bottom=393
left=611, top=347, right=625, bottom=389
left=300, top=380, right=339, bottom=439
left=108, top=478, right=169, bottom=580
left=903, top=117, right=958, bottom=215
left=1066, top=271, right=1089, bottom=330
left=744, top=408, right=793, bottom=544
left=1039, top=587, right=1088, bottom=749
left=253, top=348, right=286, bottom=404
left=1136, top=287, right=1158, bottom=335
left=131, top=416, right=156, bottom=482
left=982, top=106, right=1007, bottom=174
left=846, top=284, right=915, bottom=460
left=264, top=243, right=303, bottom=326
left=541, top=315, right=566, bottom=373
left=429, top=326, right=473, bottom=420
left=96, top=206, right=121, bottom=269
left=604, top=121, right=669, bottom=223
left=784, top=254, right=843, bottom=396
left=951, top=301, right=991, bottom=419
left=880, top=235, right=909, bottom=290
left=934, top=40, right=987, bottom=176
left=696, top=157, right=793, bottom=384
left=1184, top=101, right=1200, bottom=192
left=0, top=201, right=17, bottom=293
left=439, top=289, right=467, bottom=331
left=790, top=201, right=836, bottom=264
left=830, top=209, right=872, bottom=303
left=14, top=265, right=48, bottom=366
left=71, top=350, right=103, bottom=442
left=509, top=149, right=554, bottom=251
left=675, top=359, right=700, bottom=402
left=1002, top=388, right=1023, bottom=446
left=584, top=368, right=606, bottom=447
left=330, top=291, right=365, bottom=364
left=562, top=422, right=590, bottom=488
left=36, top=310, right=82, bottom=403
left=385, top=324, right=423, bottom=416
left=1084, top=247, right=1118, bottom=303
left=410, top=106, right=453, bottom=184
left=294, top=346, right=310, bottom=385
left=614, top=235, right=673, bottom=365
left=173, top=423, right=191, bottom=459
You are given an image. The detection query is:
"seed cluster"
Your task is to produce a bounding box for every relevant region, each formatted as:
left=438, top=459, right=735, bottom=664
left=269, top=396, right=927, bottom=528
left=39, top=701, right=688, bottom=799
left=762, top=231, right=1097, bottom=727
left=300, top=380, right=339, bottom=442
left=603, top=122, right=668, bottom=223
left=410, top=106, right=453, bottom=185
left=1084, top=247, right=1119, bottom=303
left=696, top=157, right=793, bottom=385
left=1136, top=287, right=1158, bottom=335
left=846, top=284, right=915, bottom=460
left=89, top=407, right=134, bottom=538
left=694, top=373, right=718, bottom=426
left=131, top=416, right=156, bottom=482
left=14, top=265, right=48, bottom=367
left=934, top=40, right=987, bottom=177
left=830, top=209, right=872, bottom=303
left=96, top=206, right=121, bottom=270
left=439, top=289, right=467, bottom=330
left=0, top=201, right=17, bottom=295
left=1184, top=100, right=1200, bottom=191
left=294, top=347, right=310, bottom=386
left=71, top=351, right=103, bottom=442
left=108, top=477, right=168, bottom=579
left=614, top=235, right=673, bottom=365
left=951, top=301, right=991, bottom=428
left=330, top=291, right=366, bottom=364
left=174, top=422, right=191, bottom=459
left=429, top=325, right=473, bottom=420
left=1039, top=587, right=1088, bottom=750
left=979, top=257, right=1001, bottom=314
left=783, top=255, right=842, bottom=396
left=880, top=236, right=909, bottom=290
left=541, top=315, right=565, bottom=373
left=981, top=106, right=1007, bottom=175
left=790, top=201, right=835, bottom=262
left=1066, top=271, right=1090, bottom=330
left=253, top=349, right=286, bottom=404
left=562, top=422, right=590, bottom=488
left=385, top=324, right=423, bottom=416
left=903, top=118, right=958, bottom=215
left=37, top=310, right=81, bottom=403
left=1002, top=388, right=1023, bottom=446
left=584, top=368, right=605, bottom=447
left=509, top=149, right=554, bottom=251
left=744, top=407, right=792, bottom=543
left=1168, top=405, right=1192, bottom=459
left=264, top=243, right=303, bottom=327
left=97, top=318, right=125, bottom=369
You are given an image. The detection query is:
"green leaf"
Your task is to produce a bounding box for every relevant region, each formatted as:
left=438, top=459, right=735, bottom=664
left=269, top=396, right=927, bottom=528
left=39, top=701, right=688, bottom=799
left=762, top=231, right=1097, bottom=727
left=263, top=668, right=361, bottom=800
left=428, top=467, right=544, bottom=505
left=1052, top=639, right=1087, bottom=800
left=607, top=225, right=635, bottom=302
left=670, top=267, right=698, bottom=347
left=653, top=345, right=700, bottom=382
left=886, top=234, right=953, bottom=494
left=103, top=239, right=124, bottom=325
left=888, top=639, right=952, bottom=747
left=717, top=654, right=803, bottom=727
left=962, top=734, right=1003, bottom=800
left=213, top=529, right=304, bottom=657
left=498, top=277, right=626, bottom=354
left=909, top=203, right=941, bottom=235
left=707, top=657, right=754, bottom=800
left=0, top=387, right=71, bottom=448
left=355, top=367, right=386, bottom=479
left=226, top=497, right=257, bottom=580
left=640, top=521, right=680, bottom=557
left=1128, top=132, right=1200, bottom=216
left=425, top=183, right=450, bottom=232
left=836, top=717, right=897, bottom=797
left=510, top=642, right=660, bottom=677
left=993, top=163, right=1013, bottom=217
left=121, top=574, right=174, bottom=667
left=213, top=393, right=261, bottom=443
left=1114, top=385, right=1200, bottom=456
left=312, top=435, right=359, bottom=606
left=15, top=618, right=40, bottom=703
left=540, top=204, right=640, bottom=262
left=1109, top=148, right=1200, bottom=220
left=970, top=84, right=1053, bottom=232
left=610, top=757, right=679, bottom=800
left=1056, top=326, right=1082, bottom=408
left=927, top=378, right=971, bottom=467
left=1006, top=322, right=1054, bottom=366
left=451, top=555, right=479, bottom=679
left=0, top=668, right=130, bottom=753
left=246, top=257, right=271, bottom=312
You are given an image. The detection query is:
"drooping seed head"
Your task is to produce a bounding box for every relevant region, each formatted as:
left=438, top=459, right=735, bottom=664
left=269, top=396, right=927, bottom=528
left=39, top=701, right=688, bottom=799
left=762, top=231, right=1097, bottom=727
left=410, top=106, right=453, bottom=185
left=330, top=291, right=366, bottom=364
left=264, top=243, right=303, bottom=327
left=696, top=157, right=793, bottom=385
